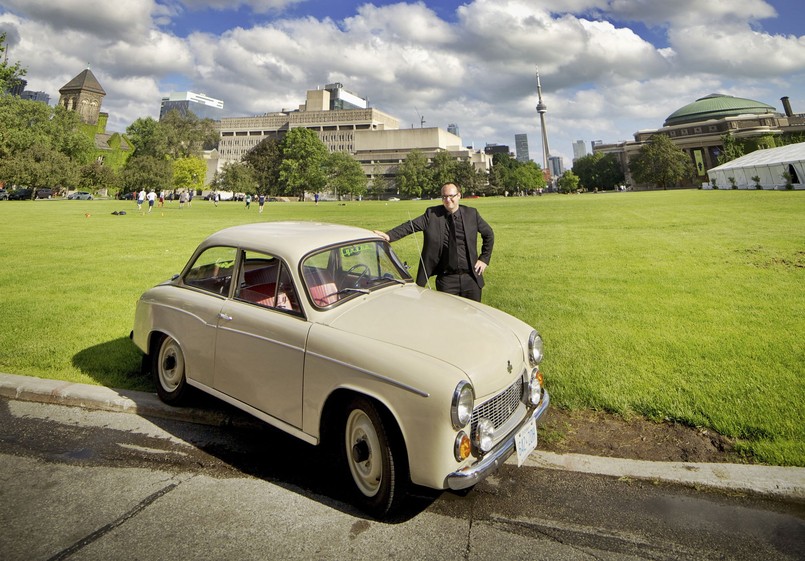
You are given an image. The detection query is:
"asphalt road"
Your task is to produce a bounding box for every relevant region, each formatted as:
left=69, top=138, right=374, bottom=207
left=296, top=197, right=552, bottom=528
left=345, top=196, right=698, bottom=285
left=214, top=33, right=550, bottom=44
left=2, top=396, right=803, bottom=561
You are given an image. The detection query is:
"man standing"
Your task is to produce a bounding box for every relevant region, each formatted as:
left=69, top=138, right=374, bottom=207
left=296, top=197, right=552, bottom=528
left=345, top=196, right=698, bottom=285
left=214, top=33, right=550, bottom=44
left=374, top=183, right=494, bottom=302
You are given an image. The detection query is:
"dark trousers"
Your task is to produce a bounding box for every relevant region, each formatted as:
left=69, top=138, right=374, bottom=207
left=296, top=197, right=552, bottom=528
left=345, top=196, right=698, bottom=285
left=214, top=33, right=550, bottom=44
left=436, top=272, right=482, bottom=302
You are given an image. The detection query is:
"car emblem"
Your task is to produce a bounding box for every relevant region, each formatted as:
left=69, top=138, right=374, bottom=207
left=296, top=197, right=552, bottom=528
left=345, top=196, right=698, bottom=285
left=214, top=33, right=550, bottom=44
left=507, top=360, right=512, bottom=374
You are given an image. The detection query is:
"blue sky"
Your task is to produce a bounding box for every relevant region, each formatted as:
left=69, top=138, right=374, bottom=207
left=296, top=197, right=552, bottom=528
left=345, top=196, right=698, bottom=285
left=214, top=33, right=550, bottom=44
left=1, top=0, right=804, bottom=164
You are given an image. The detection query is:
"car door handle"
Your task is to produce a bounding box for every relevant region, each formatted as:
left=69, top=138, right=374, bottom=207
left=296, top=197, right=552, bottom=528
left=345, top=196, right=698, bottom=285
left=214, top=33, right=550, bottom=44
left=218, top=312, right=233, bottom=321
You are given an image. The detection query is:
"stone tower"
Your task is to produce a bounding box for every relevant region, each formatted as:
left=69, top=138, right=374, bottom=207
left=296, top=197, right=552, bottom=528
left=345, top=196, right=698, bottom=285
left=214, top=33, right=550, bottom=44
left=58, top=67, right=106, bottom=125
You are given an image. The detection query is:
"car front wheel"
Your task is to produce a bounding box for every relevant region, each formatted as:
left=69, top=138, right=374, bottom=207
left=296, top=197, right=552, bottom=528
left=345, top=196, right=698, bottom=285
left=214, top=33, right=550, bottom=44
left=152, top=334, right=189, bottom=405
left=342, top=396, right=407, bottom=517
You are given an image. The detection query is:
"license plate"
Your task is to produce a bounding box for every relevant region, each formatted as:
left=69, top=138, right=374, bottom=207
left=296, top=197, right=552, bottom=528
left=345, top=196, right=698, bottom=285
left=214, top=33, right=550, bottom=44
left=514, top=417, right=538, bottom=467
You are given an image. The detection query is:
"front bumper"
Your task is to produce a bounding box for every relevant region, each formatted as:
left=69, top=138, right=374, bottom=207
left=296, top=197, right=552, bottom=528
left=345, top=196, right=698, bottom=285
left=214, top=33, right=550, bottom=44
left=445, top=390, right=550, bottom=490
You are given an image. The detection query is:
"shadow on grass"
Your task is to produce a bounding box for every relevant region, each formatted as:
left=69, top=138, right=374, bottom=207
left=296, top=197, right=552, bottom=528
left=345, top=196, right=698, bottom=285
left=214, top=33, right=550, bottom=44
left=72, top=336, right=152, bottom=392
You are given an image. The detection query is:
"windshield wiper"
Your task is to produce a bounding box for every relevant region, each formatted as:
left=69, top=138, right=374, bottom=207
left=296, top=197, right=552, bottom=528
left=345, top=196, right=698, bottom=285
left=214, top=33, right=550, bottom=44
left=337, top=287, right=370, bottom=296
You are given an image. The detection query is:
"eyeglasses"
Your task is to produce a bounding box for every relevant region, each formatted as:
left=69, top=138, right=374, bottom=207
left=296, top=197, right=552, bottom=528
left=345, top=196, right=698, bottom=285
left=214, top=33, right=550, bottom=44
left=441, top=193, right=459, bottom=200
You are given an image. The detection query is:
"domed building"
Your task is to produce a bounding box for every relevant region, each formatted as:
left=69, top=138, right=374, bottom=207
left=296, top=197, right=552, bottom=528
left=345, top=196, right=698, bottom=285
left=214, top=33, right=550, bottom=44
left=594, top=93, right=805, bottom=189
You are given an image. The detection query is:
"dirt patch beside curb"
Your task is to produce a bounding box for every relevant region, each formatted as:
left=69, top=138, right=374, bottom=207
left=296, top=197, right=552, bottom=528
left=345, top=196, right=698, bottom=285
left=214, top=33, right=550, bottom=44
left=539, top=407, right=740, bottom=463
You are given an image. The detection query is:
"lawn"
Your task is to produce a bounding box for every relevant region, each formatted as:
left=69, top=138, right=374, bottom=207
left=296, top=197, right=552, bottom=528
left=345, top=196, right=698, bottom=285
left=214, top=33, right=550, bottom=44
left=0, top=190, right=802, bottom=466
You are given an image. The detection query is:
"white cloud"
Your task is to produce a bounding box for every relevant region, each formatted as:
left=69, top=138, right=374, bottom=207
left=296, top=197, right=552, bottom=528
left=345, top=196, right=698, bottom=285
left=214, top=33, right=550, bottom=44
left=1, top=0, right=802, bottom=164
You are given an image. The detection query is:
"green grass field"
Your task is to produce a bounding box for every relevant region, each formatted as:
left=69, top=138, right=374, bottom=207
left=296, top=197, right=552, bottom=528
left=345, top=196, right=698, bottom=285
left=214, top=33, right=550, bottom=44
left=0, top=190, right=802, bottom=465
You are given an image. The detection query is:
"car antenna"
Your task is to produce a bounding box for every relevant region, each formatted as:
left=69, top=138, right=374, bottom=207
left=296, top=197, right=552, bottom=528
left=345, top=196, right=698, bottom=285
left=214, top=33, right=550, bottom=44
left=408, top=211, right=432, bottom=290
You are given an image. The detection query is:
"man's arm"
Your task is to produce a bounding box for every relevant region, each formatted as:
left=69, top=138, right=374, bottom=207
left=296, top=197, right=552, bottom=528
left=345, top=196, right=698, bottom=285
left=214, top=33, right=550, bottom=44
left=375, top=211, right=428, bottom=243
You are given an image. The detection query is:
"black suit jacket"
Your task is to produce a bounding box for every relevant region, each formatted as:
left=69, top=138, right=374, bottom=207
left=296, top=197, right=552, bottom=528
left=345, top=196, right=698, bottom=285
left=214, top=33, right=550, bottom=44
left=386, top=204, right=494, bottom=288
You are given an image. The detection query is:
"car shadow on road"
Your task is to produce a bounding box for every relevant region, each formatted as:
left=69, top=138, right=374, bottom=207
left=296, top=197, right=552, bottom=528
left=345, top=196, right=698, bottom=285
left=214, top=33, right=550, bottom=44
left=72, top=338, right=440, bottom=522
left=141, top=389, right=442, bottom=522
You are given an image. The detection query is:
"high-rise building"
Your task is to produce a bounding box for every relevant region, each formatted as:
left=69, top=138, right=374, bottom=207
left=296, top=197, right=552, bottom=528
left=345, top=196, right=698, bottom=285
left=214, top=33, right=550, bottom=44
left=572, top=140, right=587, bottom=161
left=548, top=155, right=564, bottom=178
left=447, top=123, right=459, bottom=136
left=484, top=143, right=511, bottom=156
left=515, top=134, right=530, bottom=162
left=160, top=91, right=224, bottom=121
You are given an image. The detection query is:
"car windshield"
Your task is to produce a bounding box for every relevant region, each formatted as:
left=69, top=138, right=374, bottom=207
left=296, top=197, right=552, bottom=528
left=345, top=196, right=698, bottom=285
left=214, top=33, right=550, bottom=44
left=301, top=240, right=411, bottom=307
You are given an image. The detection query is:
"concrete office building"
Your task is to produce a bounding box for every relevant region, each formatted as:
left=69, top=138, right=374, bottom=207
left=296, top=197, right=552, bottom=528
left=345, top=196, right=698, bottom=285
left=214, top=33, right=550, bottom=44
left=160, top=91, right=224, bottom=121
left=353, top=127, right=491, bottom=189
left=216, top=84, right=491, bottom=196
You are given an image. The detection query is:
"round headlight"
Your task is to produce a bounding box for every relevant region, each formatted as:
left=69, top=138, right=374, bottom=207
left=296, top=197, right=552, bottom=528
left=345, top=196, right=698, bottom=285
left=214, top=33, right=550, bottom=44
left=474, top=418, right=495, bottom=453
left=451, top=381, right=474, bottom=429
left=528, top=331, right=544, bottom=366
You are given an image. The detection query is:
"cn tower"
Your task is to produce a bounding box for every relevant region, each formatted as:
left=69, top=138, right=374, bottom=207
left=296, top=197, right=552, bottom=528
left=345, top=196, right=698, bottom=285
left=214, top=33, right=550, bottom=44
left=535, top=68, right=551, bottom=174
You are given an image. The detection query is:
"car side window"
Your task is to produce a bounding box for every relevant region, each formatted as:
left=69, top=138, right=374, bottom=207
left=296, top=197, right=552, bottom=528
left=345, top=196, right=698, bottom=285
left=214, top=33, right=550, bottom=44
left=236, top=250, right=301, bottom=314
left=183, top=246, right=237, bottom=296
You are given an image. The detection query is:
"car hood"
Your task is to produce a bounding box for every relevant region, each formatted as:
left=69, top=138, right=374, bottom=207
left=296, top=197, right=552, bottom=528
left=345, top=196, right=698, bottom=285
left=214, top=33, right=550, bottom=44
left=324, top=285, right=527, bottom=398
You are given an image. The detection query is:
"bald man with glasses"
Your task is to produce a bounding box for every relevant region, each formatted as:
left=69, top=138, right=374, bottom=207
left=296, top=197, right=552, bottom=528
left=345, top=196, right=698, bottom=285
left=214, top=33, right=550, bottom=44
left=374, top=182, right=494, bottom=301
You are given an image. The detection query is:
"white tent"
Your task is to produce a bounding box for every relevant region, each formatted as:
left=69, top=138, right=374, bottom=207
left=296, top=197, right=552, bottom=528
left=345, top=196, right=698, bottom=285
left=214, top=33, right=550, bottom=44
left=707, top=142, right=805, bottom=190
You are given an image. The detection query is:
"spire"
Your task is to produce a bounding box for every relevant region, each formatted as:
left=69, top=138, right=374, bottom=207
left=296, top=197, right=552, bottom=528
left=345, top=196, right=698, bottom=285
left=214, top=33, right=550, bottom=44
left=535, top=67, right=551, bottom=174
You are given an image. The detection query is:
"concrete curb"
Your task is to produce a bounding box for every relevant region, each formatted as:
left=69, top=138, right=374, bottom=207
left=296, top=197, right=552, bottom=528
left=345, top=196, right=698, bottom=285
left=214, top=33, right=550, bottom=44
left=2, top=372, right=804, bottom=501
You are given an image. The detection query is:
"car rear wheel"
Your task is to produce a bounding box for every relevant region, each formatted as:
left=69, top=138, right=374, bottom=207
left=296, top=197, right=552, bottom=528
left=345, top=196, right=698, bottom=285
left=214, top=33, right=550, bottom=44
left=152, top=334, right=189, bottom=405
left=342, top=396, right=407, bottom=517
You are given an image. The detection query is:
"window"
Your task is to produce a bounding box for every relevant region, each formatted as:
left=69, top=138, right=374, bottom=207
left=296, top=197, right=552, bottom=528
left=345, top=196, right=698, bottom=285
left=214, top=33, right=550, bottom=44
left=235, top=250, right=301, bottom=313
left=183, top=246, right=237, bottom=296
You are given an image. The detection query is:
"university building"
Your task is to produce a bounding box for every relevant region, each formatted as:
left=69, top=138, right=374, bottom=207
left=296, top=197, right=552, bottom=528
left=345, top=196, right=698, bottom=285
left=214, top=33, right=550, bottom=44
left=594, top=93, right=805, bottom=189
left=215, top=83, right=490, bottom=197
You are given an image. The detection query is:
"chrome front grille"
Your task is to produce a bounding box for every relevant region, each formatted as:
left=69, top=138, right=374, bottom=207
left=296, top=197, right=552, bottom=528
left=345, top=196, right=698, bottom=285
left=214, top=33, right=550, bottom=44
left=471, top=376, right=524, bottom=432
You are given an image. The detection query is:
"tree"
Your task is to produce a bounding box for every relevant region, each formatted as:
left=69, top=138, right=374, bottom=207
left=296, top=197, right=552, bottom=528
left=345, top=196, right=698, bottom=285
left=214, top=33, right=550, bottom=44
left=368, top=165, right=390, bottom=200
left=121, top=155, right=172, bottom=193
left=453, top=159, right=485, bottom=195
left=278, top=128, right=328, bottom=199
left=325, top=151, right=367, bottom=200
left=211, top=161, right=257, bottom=194
left=429, top=151, right=456, bottom=195
left=0, top=96, right=94, bottom=165
left=0, top=33, right=26, bottom=92
left=629, top=134, right=694, bottom=190
left=126, top=117, right=168, bottom=159
left=396, top=149, right=431, bottom=198
left=0, top=144, right=78, bottom=194
left=572, top=152, right=624, bottom=191
left=513, top=160, right=547, bottom=193
left=79, top=161, right=117, bottom=193
left=172, top=157, right=207, bottom=193
left=557, top=170, right=580, bottom=194
left=160, top=110, right=218, bottom=159
left=242, top=137, right=282, bottom=195
left=718, top=133, right=745, bottom=165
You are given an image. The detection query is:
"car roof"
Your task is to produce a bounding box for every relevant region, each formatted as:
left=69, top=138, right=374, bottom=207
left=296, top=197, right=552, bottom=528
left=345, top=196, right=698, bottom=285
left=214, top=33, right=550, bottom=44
left=202, top=221, right=381, bottom=261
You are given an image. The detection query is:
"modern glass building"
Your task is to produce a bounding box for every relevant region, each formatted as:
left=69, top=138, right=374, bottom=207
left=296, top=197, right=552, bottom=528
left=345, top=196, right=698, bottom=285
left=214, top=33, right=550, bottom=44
left=160, top=91, right=224, bottom=121
left=515, top=133, right=530, bottom=162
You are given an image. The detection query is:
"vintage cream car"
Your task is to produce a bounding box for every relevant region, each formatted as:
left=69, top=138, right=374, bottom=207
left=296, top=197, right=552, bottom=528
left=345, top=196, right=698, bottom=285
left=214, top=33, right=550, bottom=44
left=131, top=222, right=549, bottom=516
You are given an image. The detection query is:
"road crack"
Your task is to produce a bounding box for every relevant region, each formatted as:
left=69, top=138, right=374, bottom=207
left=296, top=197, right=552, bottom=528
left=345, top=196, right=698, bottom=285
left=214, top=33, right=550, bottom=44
left=46, top=479, right=182, bottom=561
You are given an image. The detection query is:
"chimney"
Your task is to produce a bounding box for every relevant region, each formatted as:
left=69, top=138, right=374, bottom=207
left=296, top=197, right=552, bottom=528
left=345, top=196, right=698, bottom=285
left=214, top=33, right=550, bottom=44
left=781, top=96, right=794, bottom=117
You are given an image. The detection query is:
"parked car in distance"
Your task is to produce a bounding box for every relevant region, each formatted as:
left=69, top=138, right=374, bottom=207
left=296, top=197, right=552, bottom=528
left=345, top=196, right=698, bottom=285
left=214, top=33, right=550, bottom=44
left=8, top=188, right=33, bottom=200
left=34, top=188, right=53, bottom=199
left=131, top=222, right=549, bottom=517
left=68, top=191, right=93, bottom=200
left=0, top=189, right=8, bottom=200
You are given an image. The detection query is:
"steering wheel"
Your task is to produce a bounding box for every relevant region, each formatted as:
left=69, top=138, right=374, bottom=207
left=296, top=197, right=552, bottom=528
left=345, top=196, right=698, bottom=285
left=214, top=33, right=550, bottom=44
left=344, top=263, right=370, bottom=288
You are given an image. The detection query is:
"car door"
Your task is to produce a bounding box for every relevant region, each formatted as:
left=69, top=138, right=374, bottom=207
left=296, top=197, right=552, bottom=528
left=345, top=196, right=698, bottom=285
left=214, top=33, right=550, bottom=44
left=172, top=245, right=237, bottom=388
left=213, top=251, right=310, bottom=428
